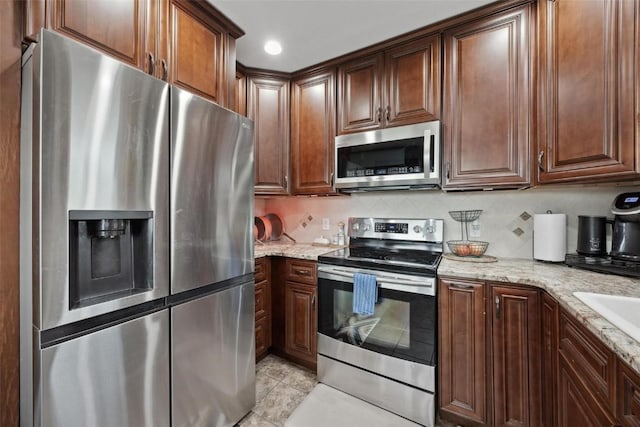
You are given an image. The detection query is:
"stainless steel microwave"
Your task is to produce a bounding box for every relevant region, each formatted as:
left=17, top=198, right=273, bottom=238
left=334, top=121, right=441, bottom=192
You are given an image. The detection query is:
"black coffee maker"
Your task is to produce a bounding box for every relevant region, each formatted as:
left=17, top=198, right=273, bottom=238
left=610, top=191, right=640, bottom=261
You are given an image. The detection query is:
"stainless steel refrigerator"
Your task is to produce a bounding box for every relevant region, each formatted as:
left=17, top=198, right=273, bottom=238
left=20, top=29, right=255, bottom=427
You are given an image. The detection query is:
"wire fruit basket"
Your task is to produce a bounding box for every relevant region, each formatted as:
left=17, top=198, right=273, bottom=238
left=447, top=210, right=489, bottom=257
left=447, top=240, right=489, bottom=257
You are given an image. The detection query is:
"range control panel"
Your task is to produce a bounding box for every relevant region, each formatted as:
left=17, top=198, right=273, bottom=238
left=348, top=217, right=443, bottom=243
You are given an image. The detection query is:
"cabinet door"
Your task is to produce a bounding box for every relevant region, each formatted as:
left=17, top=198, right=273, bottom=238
left=291, top=69, right=336, bottom=195
left=618, top=360, right=640, bottom=427
left=443, top=4, right=532, bottom=189
left=49, top=0, right=150, bottom=71
left=169, top=0, right=225, bottom=104
left=248, top=74, right=290, bottom=195
left=558, top=356, right=617, bottom=427
left=337, top=53, right=384, bottom=134
left=541, top=292, right=559, bottom=427
left=438, top=278, right=487, bottom=425
left=384, top=35, right=441, bottom=127
left=234, top=68, right=247, bottom=116
left=538, top=0, right=638, bottom=183
left=489, top=285, right=541, bottom=426
left=285, top=281, right=317, bottom=365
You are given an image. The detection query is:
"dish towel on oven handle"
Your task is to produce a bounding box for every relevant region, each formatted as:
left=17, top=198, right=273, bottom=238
left=353, top=272, right=378, bottom=316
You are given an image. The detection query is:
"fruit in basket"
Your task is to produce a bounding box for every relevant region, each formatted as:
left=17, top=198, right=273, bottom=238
left=456, top=244, right=471, bottom=256
left=469, top=245, right=484, bottom=256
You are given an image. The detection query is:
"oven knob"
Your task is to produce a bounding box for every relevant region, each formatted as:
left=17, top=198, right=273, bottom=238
left=425, top=226, right=435, bottom=234
left=352, top=223, right=360, bottom=231
left=413, top=225, right=423, bottom=234
left=363, top=224, right=371, bottom=231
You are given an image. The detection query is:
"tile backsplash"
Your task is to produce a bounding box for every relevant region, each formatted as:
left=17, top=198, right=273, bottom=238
left=258, top=185, right=639, bottom=259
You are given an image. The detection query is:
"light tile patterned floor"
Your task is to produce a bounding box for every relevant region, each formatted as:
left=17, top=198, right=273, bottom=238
left=237, top=354, right=317, bottom=427
left=236, top=354, right=459, bottom=427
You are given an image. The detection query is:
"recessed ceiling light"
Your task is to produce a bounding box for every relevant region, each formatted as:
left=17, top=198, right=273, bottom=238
left=264, top=40, right=282, bottom=55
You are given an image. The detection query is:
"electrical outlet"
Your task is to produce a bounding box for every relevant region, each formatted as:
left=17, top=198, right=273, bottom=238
left=470, top=219, right=481, bottom=238
left=322, top=218, right=330, bottom=230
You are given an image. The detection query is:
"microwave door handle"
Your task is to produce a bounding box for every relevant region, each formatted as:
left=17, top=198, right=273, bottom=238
left=423, top=129, right=431, bottom=177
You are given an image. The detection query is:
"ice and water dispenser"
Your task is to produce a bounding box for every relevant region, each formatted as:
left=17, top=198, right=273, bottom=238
left=69, top=210, right=154, bottom=308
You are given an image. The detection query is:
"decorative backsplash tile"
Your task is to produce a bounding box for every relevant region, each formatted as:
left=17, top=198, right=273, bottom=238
left=262, top=185, right=638, bottom=259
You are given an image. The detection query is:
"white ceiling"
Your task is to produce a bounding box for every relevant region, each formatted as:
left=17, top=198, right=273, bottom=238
left=209, top=0, right=497, bottom=73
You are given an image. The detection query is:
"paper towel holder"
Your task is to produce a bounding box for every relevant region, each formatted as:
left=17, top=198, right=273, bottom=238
left=533, top=211, right=567, bottom=263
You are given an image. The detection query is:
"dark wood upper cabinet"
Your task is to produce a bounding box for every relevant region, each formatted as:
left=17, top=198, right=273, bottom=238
left=489, top=284, right=541, bottom=426
left=291, top=68, right=336, bottom=195
left=438, top=278, right=487, bottom=426
left=337, top=53, right=384, bottom=133
left=442, top=3, right=532, bottom=189
left=48, top=0, right=149, bottom=70
left=37, top=0, right=242, bottom=107
left=234, top=67, right=247, bottom=116
left=337, top=34, right=441, bottom=134
left=384, top=35, right=441, bottom=127
left=537, top=0, right=639, bottom=183
left=169, top=0, right=225, bottom=104
left=247, top=72, right=290, bottom=195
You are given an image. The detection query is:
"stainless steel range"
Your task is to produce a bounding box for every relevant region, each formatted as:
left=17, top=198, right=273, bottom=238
left=317, top=217, right=443, bottom=427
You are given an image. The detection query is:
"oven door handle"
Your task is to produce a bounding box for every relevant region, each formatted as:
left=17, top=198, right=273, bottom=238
left=318, top=266, right=435, bottom=297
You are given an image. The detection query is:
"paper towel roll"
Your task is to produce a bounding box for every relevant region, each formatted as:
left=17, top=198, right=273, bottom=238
left=533, top=213, right=567, bottom=262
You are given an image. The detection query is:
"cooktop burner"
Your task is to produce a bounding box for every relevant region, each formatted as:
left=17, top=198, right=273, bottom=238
left=565, top=253, right=640, bottom=278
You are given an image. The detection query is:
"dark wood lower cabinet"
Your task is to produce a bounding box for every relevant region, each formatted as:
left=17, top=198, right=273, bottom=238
left=558, top=356, right=617, bottom=427
left=439, top=278, right=487, bottom=426
left=618, top=360, right=640, bottom=426
left=439, top=278, right=541, bottom=427
left=284, top=281, right=317, bottom=370
left=254, top=257, right=271, bottom=361
left=489, top=285, right=541, bottom=426
left=541, top=292, right=559, bottom=427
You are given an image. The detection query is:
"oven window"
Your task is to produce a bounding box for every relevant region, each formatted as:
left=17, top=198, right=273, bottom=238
left=318, top=278, right=436, bottom=366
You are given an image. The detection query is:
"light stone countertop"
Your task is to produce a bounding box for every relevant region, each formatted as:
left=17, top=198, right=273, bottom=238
left=253, top=242, right=640, bottom=375
left=254, top=242, right=341, bottom=260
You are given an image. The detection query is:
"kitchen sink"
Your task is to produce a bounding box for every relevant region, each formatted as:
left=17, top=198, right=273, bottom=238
left=573, top=292, right=640, bottom=343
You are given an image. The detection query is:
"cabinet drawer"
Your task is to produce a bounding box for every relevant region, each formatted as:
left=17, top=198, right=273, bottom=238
left=618, top=361, right=640, bottom=427
left=255, top=279, right=270, bottom=320
left=255, top=257, right=268, bottom=282
left=559, top=309, right=616, bottom=413
left=285, top=259, right=317, bottom=285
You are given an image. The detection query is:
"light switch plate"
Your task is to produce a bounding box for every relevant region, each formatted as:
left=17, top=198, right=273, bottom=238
left=322, top=218, right=330, bottom=230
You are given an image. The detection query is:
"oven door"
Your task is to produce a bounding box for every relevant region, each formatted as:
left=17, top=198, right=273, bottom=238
left=317, top=263, right=436, bottom=382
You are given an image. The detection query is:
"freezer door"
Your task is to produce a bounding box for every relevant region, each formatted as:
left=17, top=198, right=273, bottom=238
left=172, top=282, right=255, bottom=427
left=171, top=86, right=254, bottom=293
left=40, top=310, right=170, bottom=427
left=31, top=30, right=170, bottom=330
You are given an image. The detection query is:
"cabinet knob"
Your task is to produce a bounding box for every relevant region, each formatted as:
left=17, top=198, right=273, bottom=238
left=495, top=296, right=501, bottom=319
left=385, top=106, right=390, bottom=122
left=294, top=269, right=310, bottom=276
left=147, top=52, right=155, bottom=76
left=377, top=107, right=382, bottom=123
left=446, top=161, right=450, bottom=180
left=311, top=295, right=316, bottom=309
